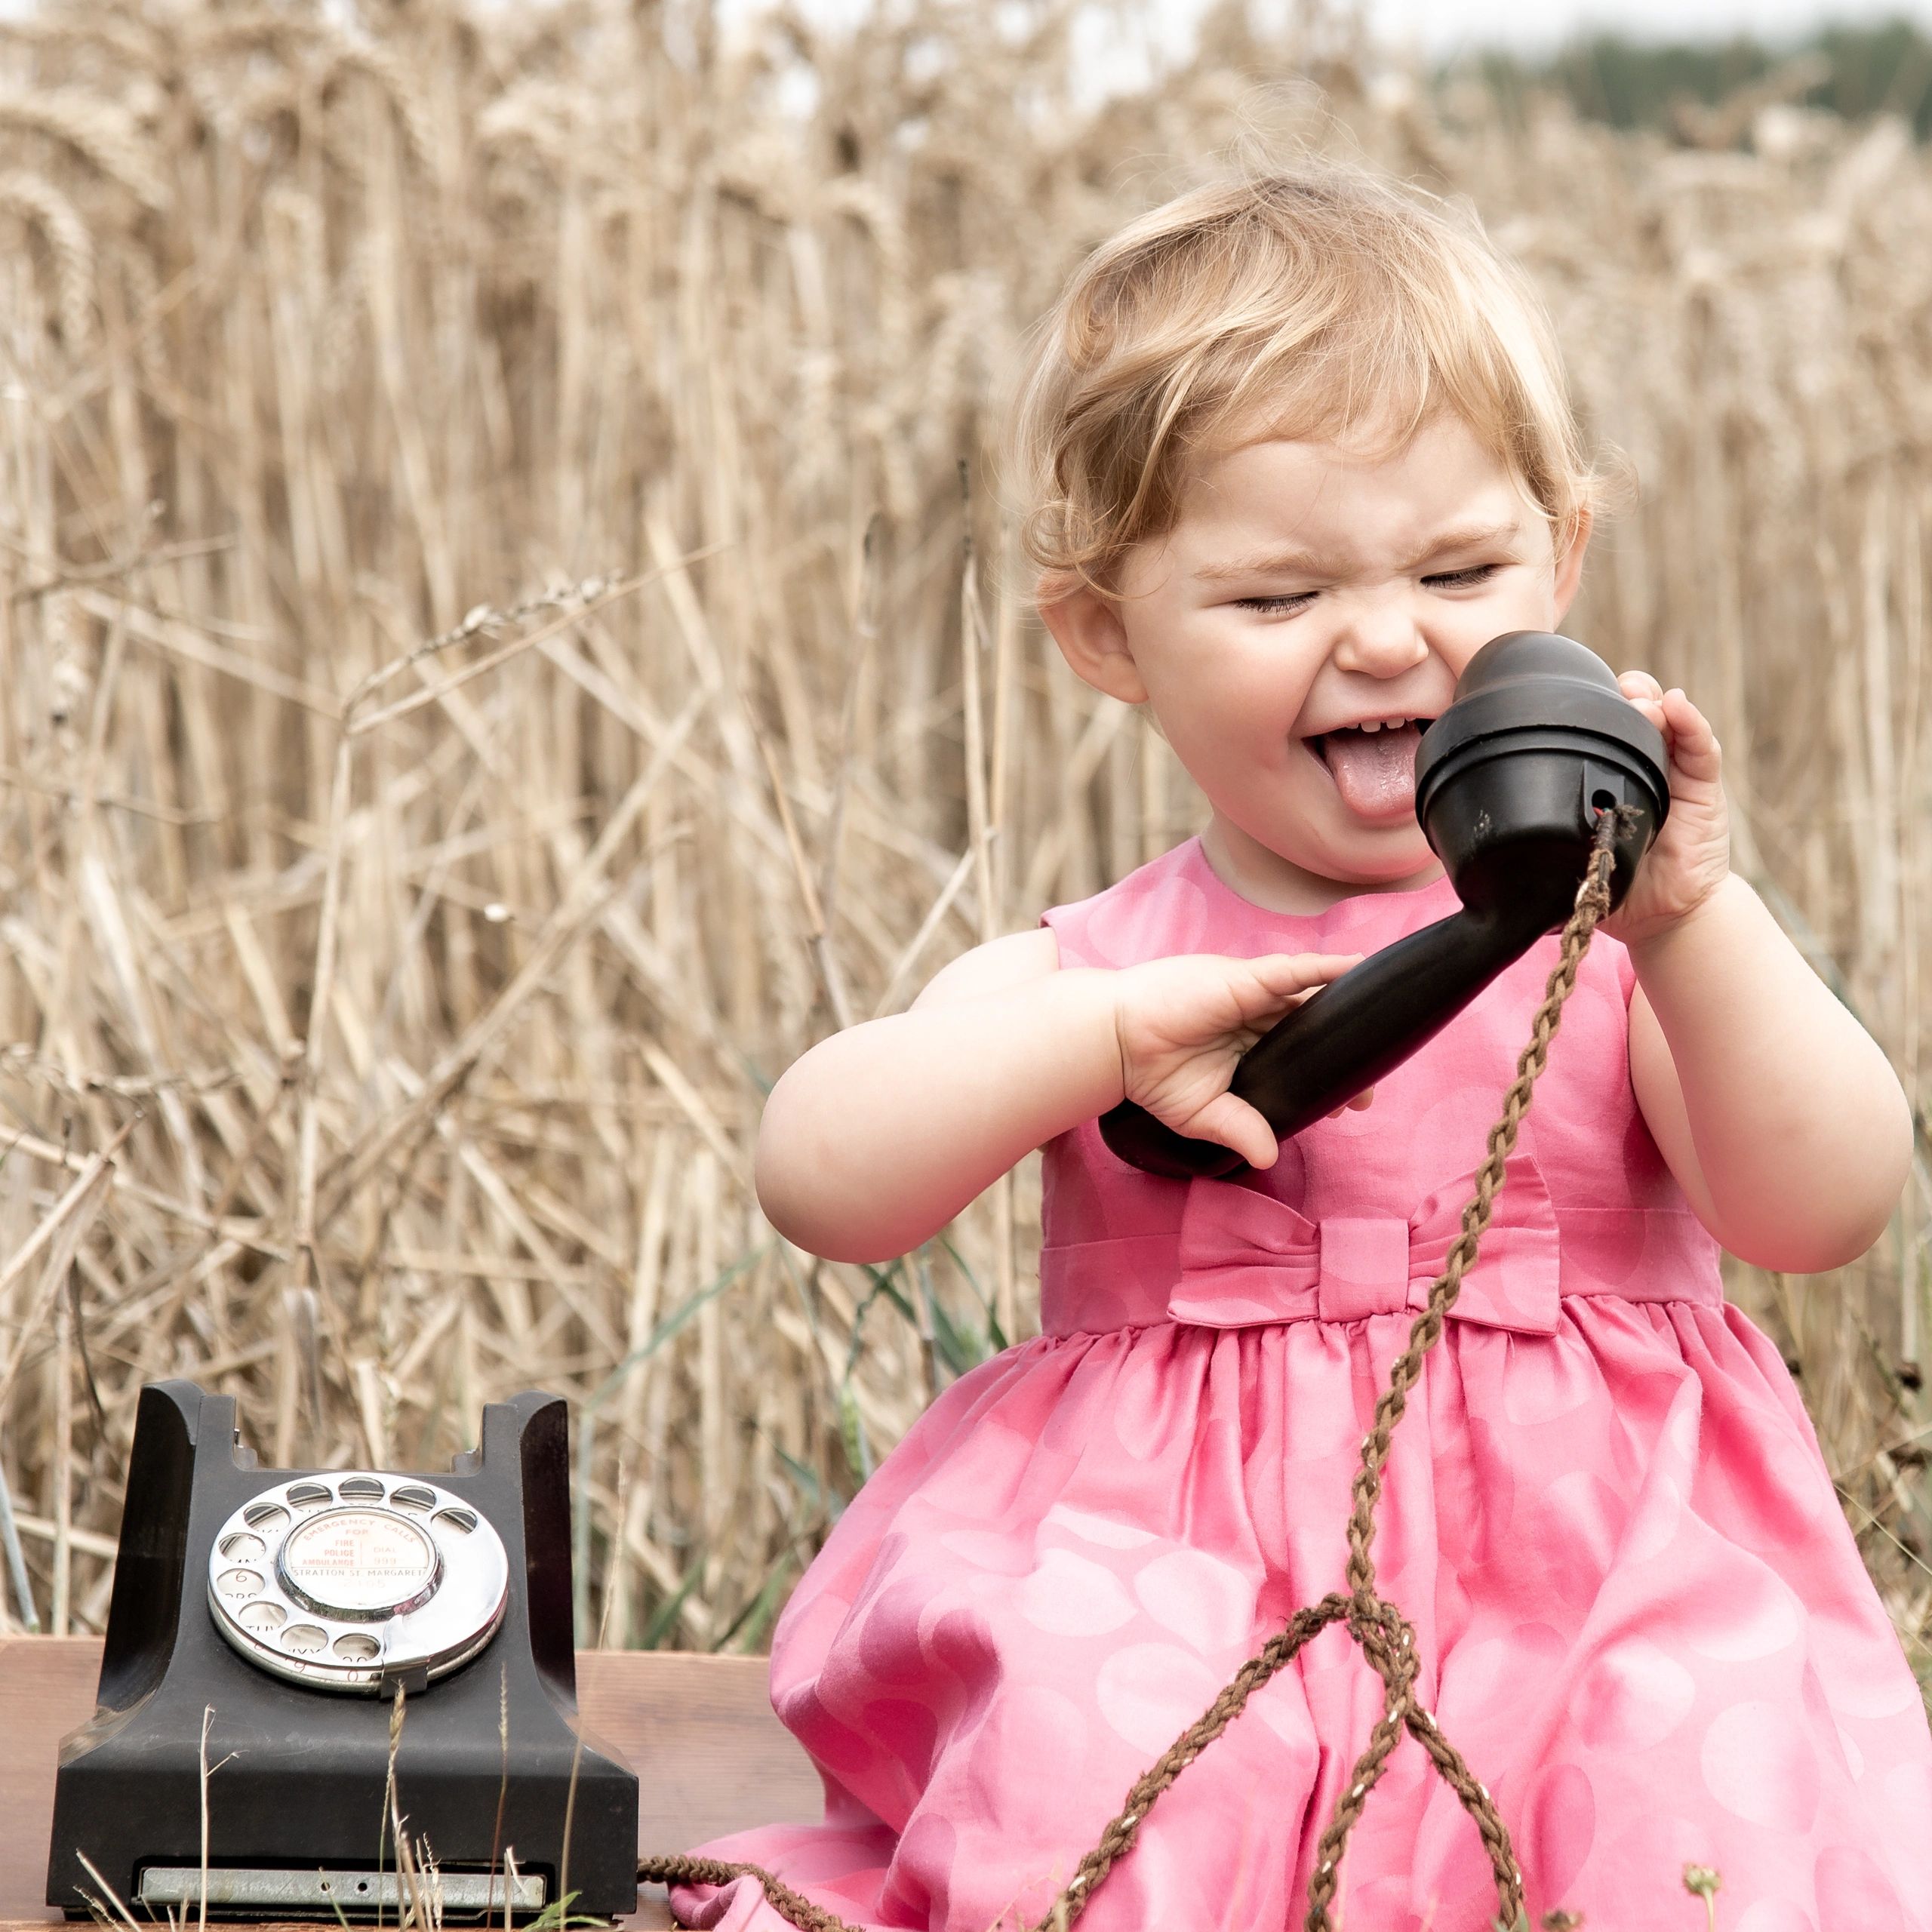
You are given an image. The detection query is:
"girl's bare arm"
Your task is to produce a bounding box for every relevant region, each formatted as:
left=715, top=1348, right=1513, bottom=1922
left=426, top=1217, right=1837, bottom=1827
left=1629, top=881, right=1911, bottom=1271
left=1612, top=676, right=1912, bottom=1271
left=756, top=931, right=1115, bottom=1261
left=755, top=933, right=1358, bottom=1263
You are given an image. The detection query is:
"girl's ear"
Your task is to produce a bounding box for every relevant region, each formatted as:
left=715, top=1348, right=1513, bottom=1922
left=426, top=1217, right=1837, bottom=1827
left=1038, top=583, right=1149, bottom=705
left=1552, top=506, right=1594, bottom=621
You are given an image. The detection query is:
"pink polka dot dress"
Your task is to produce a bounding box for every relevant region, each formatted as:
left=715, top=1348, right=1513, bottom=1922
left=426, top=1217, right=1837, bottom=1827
left=674, top=836, right=1932, bottom=1932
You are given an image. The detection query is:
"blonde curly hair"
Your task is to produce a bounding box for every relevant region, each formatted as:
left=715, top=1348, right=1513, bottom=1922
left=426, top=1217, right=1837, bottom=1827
left=1011, top=166, right=1601, bottom=601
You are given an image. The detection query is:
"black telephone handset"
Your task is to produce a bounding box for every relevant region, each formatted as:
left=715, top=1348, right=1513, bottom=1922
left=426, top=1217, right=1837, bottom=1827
left=1098, top=632, right=1671, bottom=1180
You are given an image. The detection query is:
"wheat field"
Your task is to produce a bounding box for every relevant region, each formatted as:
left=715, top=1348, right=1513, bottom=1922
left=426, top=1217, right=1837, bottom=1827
left=0, top=0, right=1924, bottom=1696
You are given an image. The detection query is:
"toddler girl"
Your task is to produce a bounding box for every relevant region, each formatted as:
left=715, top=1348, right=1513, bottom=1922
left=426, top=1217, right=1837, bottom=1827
left=673, top=170, right=1932, bottom=1930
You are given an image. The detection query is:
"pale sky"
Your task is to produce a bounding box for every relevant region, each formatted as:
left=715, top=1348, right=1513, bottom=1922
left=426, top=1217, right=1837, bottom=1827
left=745, top=0, right=1932, bottom=57
left=1368, top=0, right=1932, bottom=55
left=998, top=0, right=1932, bottom=112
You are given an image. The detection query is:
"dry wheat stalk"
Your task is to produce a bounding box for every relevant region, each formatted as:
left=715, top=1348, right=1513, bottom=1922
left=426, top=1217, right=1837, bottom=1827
left=0, top=0, right=1921, bottom=1696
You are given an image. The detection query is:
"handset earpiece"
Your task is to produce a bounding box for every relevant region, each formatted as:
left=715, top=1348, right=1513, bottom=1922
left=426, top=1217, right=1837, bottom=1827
left=1098, top=633, right=1669, bottom=1179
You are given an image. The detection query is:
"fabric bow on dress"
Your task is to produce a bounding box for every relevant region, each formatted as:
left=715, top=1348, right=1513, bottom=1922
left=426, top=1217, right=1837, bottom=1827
left=1168, top=1163, right=1563, bottom=1336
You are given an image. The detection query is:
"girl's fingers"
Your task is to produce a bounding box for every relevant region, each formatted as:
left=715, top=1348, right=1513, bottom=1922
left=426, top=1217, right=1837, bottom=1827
left=1620, top=669, right=1675, bottom=740
left=1660, top=688, right=1721, bottom=779
left=1252, top=954, right=1364, bottom=1026
left=1223, top=953, right=1361, bottom=1026
left=1252, top=951, right=1362, bottom=992
left=1620, top=675, right=1723, bottom=786
left=1189, top=1091, right=1281, bottom=1171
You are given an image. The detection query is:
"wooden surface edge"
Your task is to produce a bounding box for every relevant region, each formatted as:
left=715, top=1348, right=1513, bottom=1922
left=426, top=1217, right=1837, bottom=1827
left=4, top=1636, right=806, bottom=1932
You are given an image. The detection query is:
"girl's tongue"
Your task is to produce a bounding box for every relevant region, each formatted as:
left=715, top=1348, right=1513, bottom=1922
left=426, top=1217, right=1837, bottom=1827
left=1316, top=721, right=1424, bottom=821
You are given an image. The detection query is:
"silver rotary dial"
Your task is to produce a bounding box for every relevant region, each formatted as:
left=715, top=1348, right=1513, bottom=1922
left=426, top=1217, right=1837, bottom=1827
left=206, top=1473, right=509, bottom=1692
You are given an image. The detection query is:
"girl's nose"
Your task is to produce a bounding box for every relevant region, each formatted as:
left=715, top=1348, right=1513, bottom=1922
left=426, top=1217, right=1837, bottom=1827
left=1330, top=595, right=1429, bottom=678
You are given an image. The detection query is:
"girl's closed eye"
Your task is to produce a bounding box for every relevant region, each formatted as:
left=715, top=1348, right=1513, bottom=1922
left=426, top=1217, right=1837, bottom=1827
left=1422, top=562, right=1501, bottom=590
left=1234, top=589, right=1318, bottom=615
left=1232, top=562, right=1506, bottom=616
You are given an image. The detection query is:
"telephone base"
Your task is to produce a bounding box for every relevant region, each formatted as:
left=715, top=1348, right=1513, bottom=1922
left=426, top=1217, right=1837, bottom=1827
left=45, top=1382, right=639, bottom=1922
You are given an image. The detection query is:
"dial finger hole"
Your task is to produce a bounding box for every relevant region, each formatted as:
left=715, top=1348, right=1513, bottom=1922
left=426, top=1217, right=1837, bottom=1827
left=219, top=1533, right=266, bottom=1562
left=281, top=1624, right=328, bottom=1654
left=243, top=1503, right=290, bottom=1532
left=432, top=1507, right=477, bottom=1536
left=217, top=1568, right=264, bottom=1598
left=238, top=1601, right=287, bottom=1632
left=286, top=1481, right=331, bottom=1508
left=333, top=1632, right=380, bottom=1661
left=337, top=1477, right=383, bottom=1502
left=389, top=1485, right=435, bottom=1511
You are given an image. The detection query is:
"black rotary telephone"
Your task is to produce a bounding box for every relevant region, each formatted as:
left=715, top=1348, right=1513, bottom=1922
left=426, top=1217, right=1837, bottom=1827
left=45, top=1382, right=638, bottom=1921
left=1099, top=632, right=1671, bottom=1180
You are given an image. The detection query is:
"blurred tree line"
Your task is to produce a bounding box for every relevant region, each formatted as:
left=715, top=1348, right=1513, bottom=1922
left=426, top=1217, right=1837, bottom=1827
left=1473, top=17, right=1932, bottom=142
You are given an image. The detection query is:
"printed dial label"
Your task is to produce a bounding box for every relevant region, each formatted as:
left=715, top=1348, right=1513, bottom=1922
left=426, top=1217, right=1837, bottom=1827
left=280, top=1508, right=438, bottom=1617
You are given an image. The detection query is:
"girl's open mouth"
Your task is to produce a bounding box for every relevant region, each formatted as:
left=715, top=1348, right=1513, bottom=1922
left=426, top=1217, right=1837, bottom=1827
left=1309, top=718, right=1434, bottom=821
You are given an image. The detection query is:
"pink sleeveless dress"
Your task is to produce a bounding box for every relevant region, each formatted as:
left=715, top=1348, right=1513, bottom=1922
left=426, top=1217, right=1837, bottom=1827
left=674, top=836, right=1932, bottom=1932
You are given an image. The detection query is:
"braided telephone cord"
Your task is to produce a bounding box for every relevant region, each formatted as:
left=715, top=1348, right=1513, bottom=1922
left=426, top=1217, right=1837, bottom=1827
left=640, top=811, right=1625, bottom=1932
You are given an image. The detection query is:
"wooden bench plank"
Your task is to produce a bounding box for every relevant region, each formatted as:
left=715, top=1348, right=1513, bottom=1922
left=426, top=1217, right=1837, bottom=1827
left=1, top=1637, right=820, bottom=1932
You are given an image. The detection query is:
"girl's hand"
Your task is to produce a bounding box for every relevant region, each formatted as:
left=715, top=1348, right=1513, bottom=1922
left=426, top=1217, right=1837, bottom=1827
left=1112, top=952, right=1367, bottom=1170
left=1604, top=673, right=1731, bottom=946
